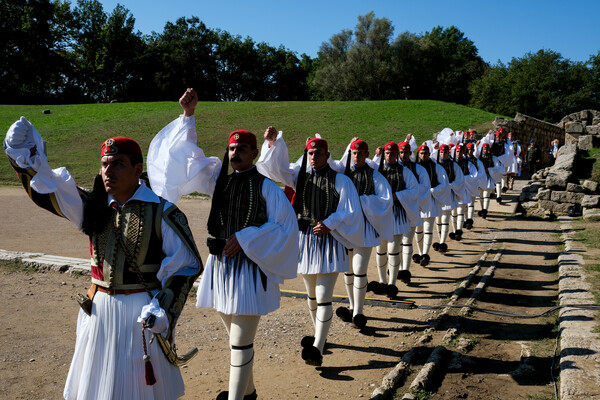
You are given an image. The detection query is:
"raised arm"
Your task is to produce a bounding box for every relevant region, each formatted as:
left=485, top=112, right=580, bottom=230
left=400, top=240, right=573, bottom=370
left=4, top=117, right=84, bottom=227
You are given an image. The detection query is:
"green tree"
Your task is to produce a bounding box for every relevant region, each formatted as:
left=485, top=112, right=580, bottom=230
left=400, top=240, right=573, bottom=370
left=470, top=50, right=596, bottom=121
left=416, top=25, right=486, bottom=103
left=313, top=12, right=395, bottom=100
left=0, top=0, right=77, bottom=103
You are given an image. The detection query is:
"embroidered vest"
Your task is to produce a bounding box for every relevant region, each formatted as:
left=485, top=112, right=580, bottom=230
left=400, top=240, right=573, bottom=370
left=349, top=164, right=375, bottom=196
left=380, top=162, right=406, bottom=192
left=457, top=157, right=470, bottom=175
left=298, top=164, right=340, bottom=223
left=418, top=159, right=439, bottom=188
left=492, top=141, right=505, bottom=157
left=440, top=159, right=456, bottom=183
left=215, top=167, right=268, bottom=240
left=480, top=154, right=495, bottom=169
left=90, top=201, right=164, bottom=290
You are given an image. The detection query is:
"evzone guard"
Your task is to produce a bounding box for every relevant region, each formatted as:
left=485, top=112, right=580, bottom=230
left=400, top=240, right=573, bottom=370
left=146, top=88, right=299, bottom=400
left=433, top=144, right=465, bottom=253
left=327, top=137, right=394, bottom=329
left=398, top=135, right=431, bottom=270
left=258, top=128, right=364, bottom=367
left=5, top=118, right=203, bottom=399
left=413, top=143, right=450, bottom=266
left=366, top=142, right=419, bottom=298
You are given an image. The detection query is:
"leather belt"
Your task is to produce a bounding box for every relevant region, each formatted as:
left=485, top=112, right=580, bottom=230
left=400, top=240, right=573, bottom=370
left=96, top=286, right=147, bottom=296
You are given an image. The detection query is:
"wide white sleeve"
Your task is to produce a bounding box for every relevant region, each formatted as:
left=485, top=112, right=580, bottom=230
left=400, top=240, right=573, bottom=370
left=431, top=164, right=451, bottom=205
left=156, top=207, right=201, bottom=286
left=147, top=115, right=221, bottom=204
left=322, top=174, right=365, bottom=249
left=4, top=117, right=83, bottom=228
left=360, top=170, right=394, bottom=241
left=488, top=156, right=504, bottom=182
left=256, top=133, right=299, bottom=188
left=395, top=167, right=419, bottom=204
left=415, top=165, right=432, bottom=201
left=234, top=180, right=299, bottom=283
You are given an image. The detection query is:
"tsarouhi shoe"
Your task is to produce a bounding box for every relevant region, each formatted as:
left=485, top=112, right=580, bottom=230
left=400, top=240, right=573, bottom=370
left=412, top=253, right=422, bottom=263
left=455, top=229, right=463, bottom=241
left=439, top=243, right=448, bottom=253
left=301, top=345, right=323, bottom=366
left=397, top=269, right=411, bottom=284
left=352, top=314, right=367, bottom=329
left=335, top=306, right=353, bottom=323
left=432, top=242, right=440, bottom=251
left=300, top=336, right=314, bottom=349
left=449, top=232, right=456, bottom=240
left=367, top=281, right=386, bottom=295
left=481, top=209, right=488, bottom=219
left=465, top=219, right=474, bottom=229
left=420, top=254, right=430, bottom=267
left=385, top=284, right=399, bottom=299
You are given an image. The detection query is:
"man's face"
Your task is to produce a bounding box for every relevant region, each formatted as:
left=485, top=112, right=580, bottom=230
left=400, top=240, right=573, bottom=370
left=441, top=148, right=449, bottom=160
left=308, top=148, right=329, bottom=170
left=351, top=149, right=369, bottom=167
left=467, top=147, right=475, bottom=157
left=419, top=149, right=430, bottom=161
left=482, top=146, right=490, bottom=155
left=229, top=143, right=258, bottom=172
left=101, top=154, right=142, bottom=202
left=508, top=133, right=514, bottom=141
left=399, top=148, right=411, bottom=163
left=384, top=149, right=398, bottom=165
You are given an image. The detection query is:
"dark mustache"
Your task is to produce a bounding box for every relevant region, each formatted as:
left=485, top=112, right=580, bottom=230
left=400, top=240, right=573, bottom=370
left=231, top=156, right=242, bottom=163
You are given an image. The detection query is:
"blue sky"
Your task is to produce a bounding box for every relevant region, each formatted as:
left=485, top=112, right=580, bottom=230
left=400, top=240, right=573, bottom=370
left=97, top=0, right=600, bottom=65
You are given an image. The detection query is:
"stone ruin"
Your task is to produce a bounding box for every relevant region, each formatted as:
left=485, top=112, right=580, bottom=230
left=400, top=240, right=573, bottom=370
left=511, top=110, right=600, bottom=220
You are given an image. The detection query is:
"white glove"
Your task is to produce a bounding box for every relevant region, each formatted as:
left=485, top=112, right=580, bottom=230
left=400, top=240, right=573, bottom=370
left=5, top=117, right=36, bottom=149
left=137, top=298, right=169, bottom=335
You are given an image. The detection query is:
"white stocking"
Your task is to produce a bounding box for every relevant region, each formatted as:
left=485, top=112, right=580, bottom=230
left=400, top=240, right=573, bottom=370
left=401, top=228, right=415, bottom=271
left=386, top=235, right=401, bottom=286
left=422, top=217, right=434, bottom=254
left=304, top=273, right=338, bottom=355
left=352, top=247, right=371, bottom=316
left=375, top=243, right=387, bottom=283
left=220, top=313, right=260, bottom=400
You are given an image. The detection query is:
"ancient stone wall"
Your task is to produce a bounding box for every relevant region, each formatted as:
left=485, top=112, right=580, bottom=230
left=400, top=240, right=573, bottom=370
left=494, top=113, right=565, bottom=164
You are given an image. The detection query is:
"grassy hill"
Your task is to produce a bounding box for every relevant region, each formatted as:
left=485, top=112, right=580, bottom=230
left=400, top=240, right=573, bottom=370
left=1, top=100, right=504, bottom=187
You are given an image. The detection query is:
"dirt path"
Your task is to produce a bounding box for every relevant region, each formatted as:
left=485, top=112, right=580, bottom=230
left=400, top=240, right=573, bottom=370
left=0, top=182, right=564, bottom=399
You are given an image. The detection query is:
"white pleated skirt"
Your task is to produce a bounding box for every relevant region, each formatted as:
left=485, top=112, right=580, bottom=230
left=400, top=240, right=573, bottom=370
left=392, top=204, right=411, bottom=235
left=64, top=291, right=184, bottom=400
left=298, top=229, right=349, bottom=274
left=196, top=253, right=280, bottom=315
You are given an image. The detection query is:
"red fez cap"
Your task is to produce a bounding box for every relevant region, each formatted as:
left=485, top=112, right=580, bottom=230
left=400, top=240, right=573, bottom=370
left=455, top=143, right=463, bottom=150
left=101, top=137, right=142, bottom=158
left=306, top=138, right=328, bottom=150
left=466, top=142, right=475, bottom=149
left=228, top=130, right=257, bottom=148
left=351, top=139, right=368, bottom=151
left=482, top=143, right=490, bottom=149
left=439, top=144, right=450, bottom=152
left=384, top=142, right=398, bottom=151
left=398, top=141, right=410, bottom=152
left=495, top=131, right=502, bottom=137
left=417, top=144, right=430, bottom=153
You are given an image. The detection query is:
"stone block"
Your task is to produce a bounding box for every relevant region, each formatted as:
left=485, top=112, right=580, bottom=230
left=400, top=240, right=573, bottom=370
left=566, top=183, right=585, bottom=193
left=537, top=188, right=551, bottom=200
left=581, top=195, right=600, bottom=208
left=521, top=201, right=539, bottom=210
left=593, top=117, right=600, bottom=126
left=583, top=208, right=600, bottom=221
left=579, top=135, right=593, bottom=150
left=546, top=170, right=573, bottom=190
left=585, top=125, right=599, bottom=135
left=519, top=191, right=538, bottom=202
left=583, top=180, right=599, bottom=193
left=551, top=191, right=585, bottom=203
left=565, top=121, right=584, bottom=133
